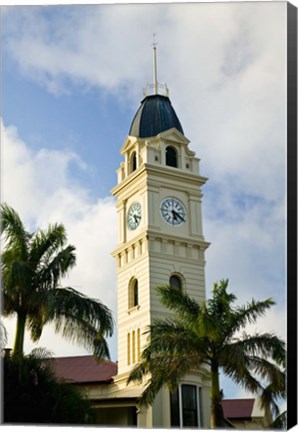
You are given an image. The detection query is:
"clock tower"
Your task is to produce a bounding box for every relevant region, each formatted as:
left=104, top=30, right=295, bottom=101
left=111, top=48, right=211, bottom=427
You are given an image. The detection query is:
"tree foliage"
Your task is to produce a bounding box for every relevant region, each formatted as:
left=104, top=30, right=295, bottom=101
left=1, top=203, right=114, bottom=358
left=3, top=349, right=95, bottom=424
left=128, top=279, right=285, bottom=428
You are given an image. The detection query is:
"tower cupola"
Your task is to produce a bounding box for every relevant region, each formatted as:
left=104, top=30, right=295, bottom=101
left=129, top=35, right=184, bottom=138
left=129, top=94, right=184, bottom=138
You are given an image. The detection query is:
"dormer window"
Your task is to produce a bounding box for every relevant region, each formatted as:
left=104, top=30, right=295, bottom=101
left=166, top=146, right=178, bottom=168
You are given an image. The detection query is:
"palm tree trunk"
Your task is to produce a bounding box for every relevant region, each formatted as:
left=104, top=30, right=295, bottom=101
left=13, top=312, right=26, bottom=357
left=210, top=362, right=225, bottom=428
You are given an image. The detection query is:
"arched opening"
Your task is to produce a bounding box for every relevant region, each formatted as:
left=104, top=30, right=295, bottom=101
left=129, top=278, right=139, bottom=309
left=130, top=151, right=137, bottom=173
left=133, top=279, right=138, bottom=306
left=170, top=274, right=182, bottom=290
left=166, top=146, right=178, bottom=168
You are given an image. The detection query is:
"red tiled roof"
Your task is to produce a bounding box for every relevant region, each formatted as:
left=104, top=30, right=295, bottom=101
left=222, top=399, right=255, bottom=419
left=51, top=355, right=118, bottom=384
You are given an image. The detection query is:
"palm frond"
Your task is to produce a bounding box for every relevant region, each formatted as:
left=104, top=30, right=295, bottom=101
left=138, top=374, right=165, bottom=407
left=34, top=245, right=76, bottom=291
left=259, top=384, right=282, bottom=419
left=225, top=298, right=275, bottom=341
left=27, top=307, right=46, bottom=342
left=230, top=332, right=286, bottom=363
left=129, top=353, right=199, bottom=407
left=43, top=287, right=114, bottom=358
left=29, top=223, right=68, bottom=270
left=2, top=291, right=16, bottom=316
left=156, top=285, right=201, bottom=321
left=142, top=318, right=200, bottom=361
left=30, top=347, right=54, bottom=360
left=2, top=253, right=32, bottom=295
left=56, top=312, right=111, bottom=358
left=207, top=279, right=237, bottom=314
left=127, top=362, right=148, bottom=385
left=246, top=356, right=285, bottom=396
left=270, top=410, right=287, bottom=429
left=221, top=351, right=263, bottom=395
left=1, top=203, right=30, bottom=260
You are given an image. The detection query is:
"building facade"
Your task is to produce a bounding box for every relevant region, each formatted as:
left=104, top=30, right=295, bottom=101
left=110, top=83, right=211, bottom=427
left=50, top=76, right=271, bottom=430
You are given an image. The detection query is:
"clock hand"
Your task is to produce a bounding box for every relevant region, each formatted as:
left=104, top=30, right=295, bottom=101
left=171, top=210, right=178, bottom=223
left=134, top=215, right=140, bottom=222
left=176, top=212, right=185, bottom=222
left=172, top=210, right=185, bottom=222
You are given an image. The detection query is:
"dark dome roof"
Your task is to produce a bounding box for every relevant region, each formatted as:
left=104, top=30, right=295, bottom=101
left=129, top=94, right=184, bottom=138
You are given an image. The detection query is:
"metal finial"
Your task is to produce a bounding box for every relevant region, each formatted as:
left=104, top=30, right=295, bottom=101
left=152, top=33, right=158, bottom=95
left=153, top=33, right=158, bottom=48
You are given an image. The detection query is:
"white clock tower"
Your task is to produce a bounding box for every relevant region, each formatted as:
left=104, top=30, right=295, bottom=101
left=111, top=47, right=211, bottom=428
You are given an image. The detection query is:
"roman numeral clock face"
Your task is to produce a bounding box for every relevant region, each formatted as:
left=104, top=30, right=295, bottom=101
left=160, top=197, right=186, bottom=226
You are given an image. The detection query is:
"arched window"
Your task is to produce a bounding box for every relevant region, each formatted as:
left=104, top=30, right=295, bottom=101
left=129, top=278, right=139, bottom=309
left=170, top=274, right=182, bottom=290
left=133, top=280, right=138, bottom=306
left=130, top=151, right=137, bottom=172
left=166, top=146, right=178, bottom=168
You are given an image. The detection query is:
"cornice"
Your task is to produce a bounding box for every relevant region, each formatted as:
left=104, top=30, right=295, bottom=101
left=145, top=163, right=208, bottom=185
left=112, top=229, right=210, bottom=258
left=111, top=165, right=147, bottom=196
left=147, top=230, right=210, bottom=250
left=111, top=162, right=208, bottom=197
left=111, top=230, right=148, bottom=257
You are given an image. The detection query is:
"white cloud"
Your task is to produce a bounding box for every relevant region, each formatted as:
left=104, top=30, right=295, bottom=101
left=2, top=2, right=287, bottom=399
left=3, top=3, right=286, bottom=219
left=1, top=119, right=118, bottom=359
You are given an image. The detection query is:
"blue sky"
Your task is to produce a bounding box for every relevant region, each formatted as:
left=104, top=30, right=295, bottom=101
left=1, top=2, right=287, bottom=401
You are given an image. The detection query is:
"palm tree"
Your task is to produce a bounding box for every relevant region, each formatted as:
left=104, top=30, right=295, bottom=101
left=3, top=347, right=96, bottom=424
left=128, top=279, right=285, bottom=428
left=1, top=203, right=114, bottom=358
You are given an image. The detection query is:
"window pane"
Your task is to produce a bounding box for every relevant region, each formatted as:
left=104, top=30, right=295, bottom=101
left=166, top=146, right=177, bottom=167
left=170, top=275, right=181, bottom=290
left=182, top=385, right=198, bottom=427
left=170, top=389, right=180, bottom=427
left=131, top=152, right=137, bottom=171
left=133, top=280, right=138, bottom=306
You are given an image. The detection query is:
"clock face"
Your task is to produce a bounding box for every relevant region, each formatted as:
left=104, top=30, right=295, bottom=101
left=160, top=197, right=186, bottom=226
left=127, top=202, right=142, bottom=230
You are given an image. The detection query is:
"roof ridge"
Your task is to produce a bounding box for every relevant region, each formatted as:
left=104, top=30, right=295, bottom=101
left=52, top=355, right=116, bottom=363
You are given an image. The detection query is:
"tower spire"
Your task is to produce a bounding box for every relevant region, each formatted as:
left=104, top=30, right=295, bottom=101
left=142, top=35, right=168, bottom=98
left=153, top=33, right=158, bottom=95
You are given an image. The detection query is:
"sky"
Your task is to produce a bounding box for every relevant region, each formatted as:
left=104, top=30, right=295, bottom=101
left=1, top=1, right=289, bottom=401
